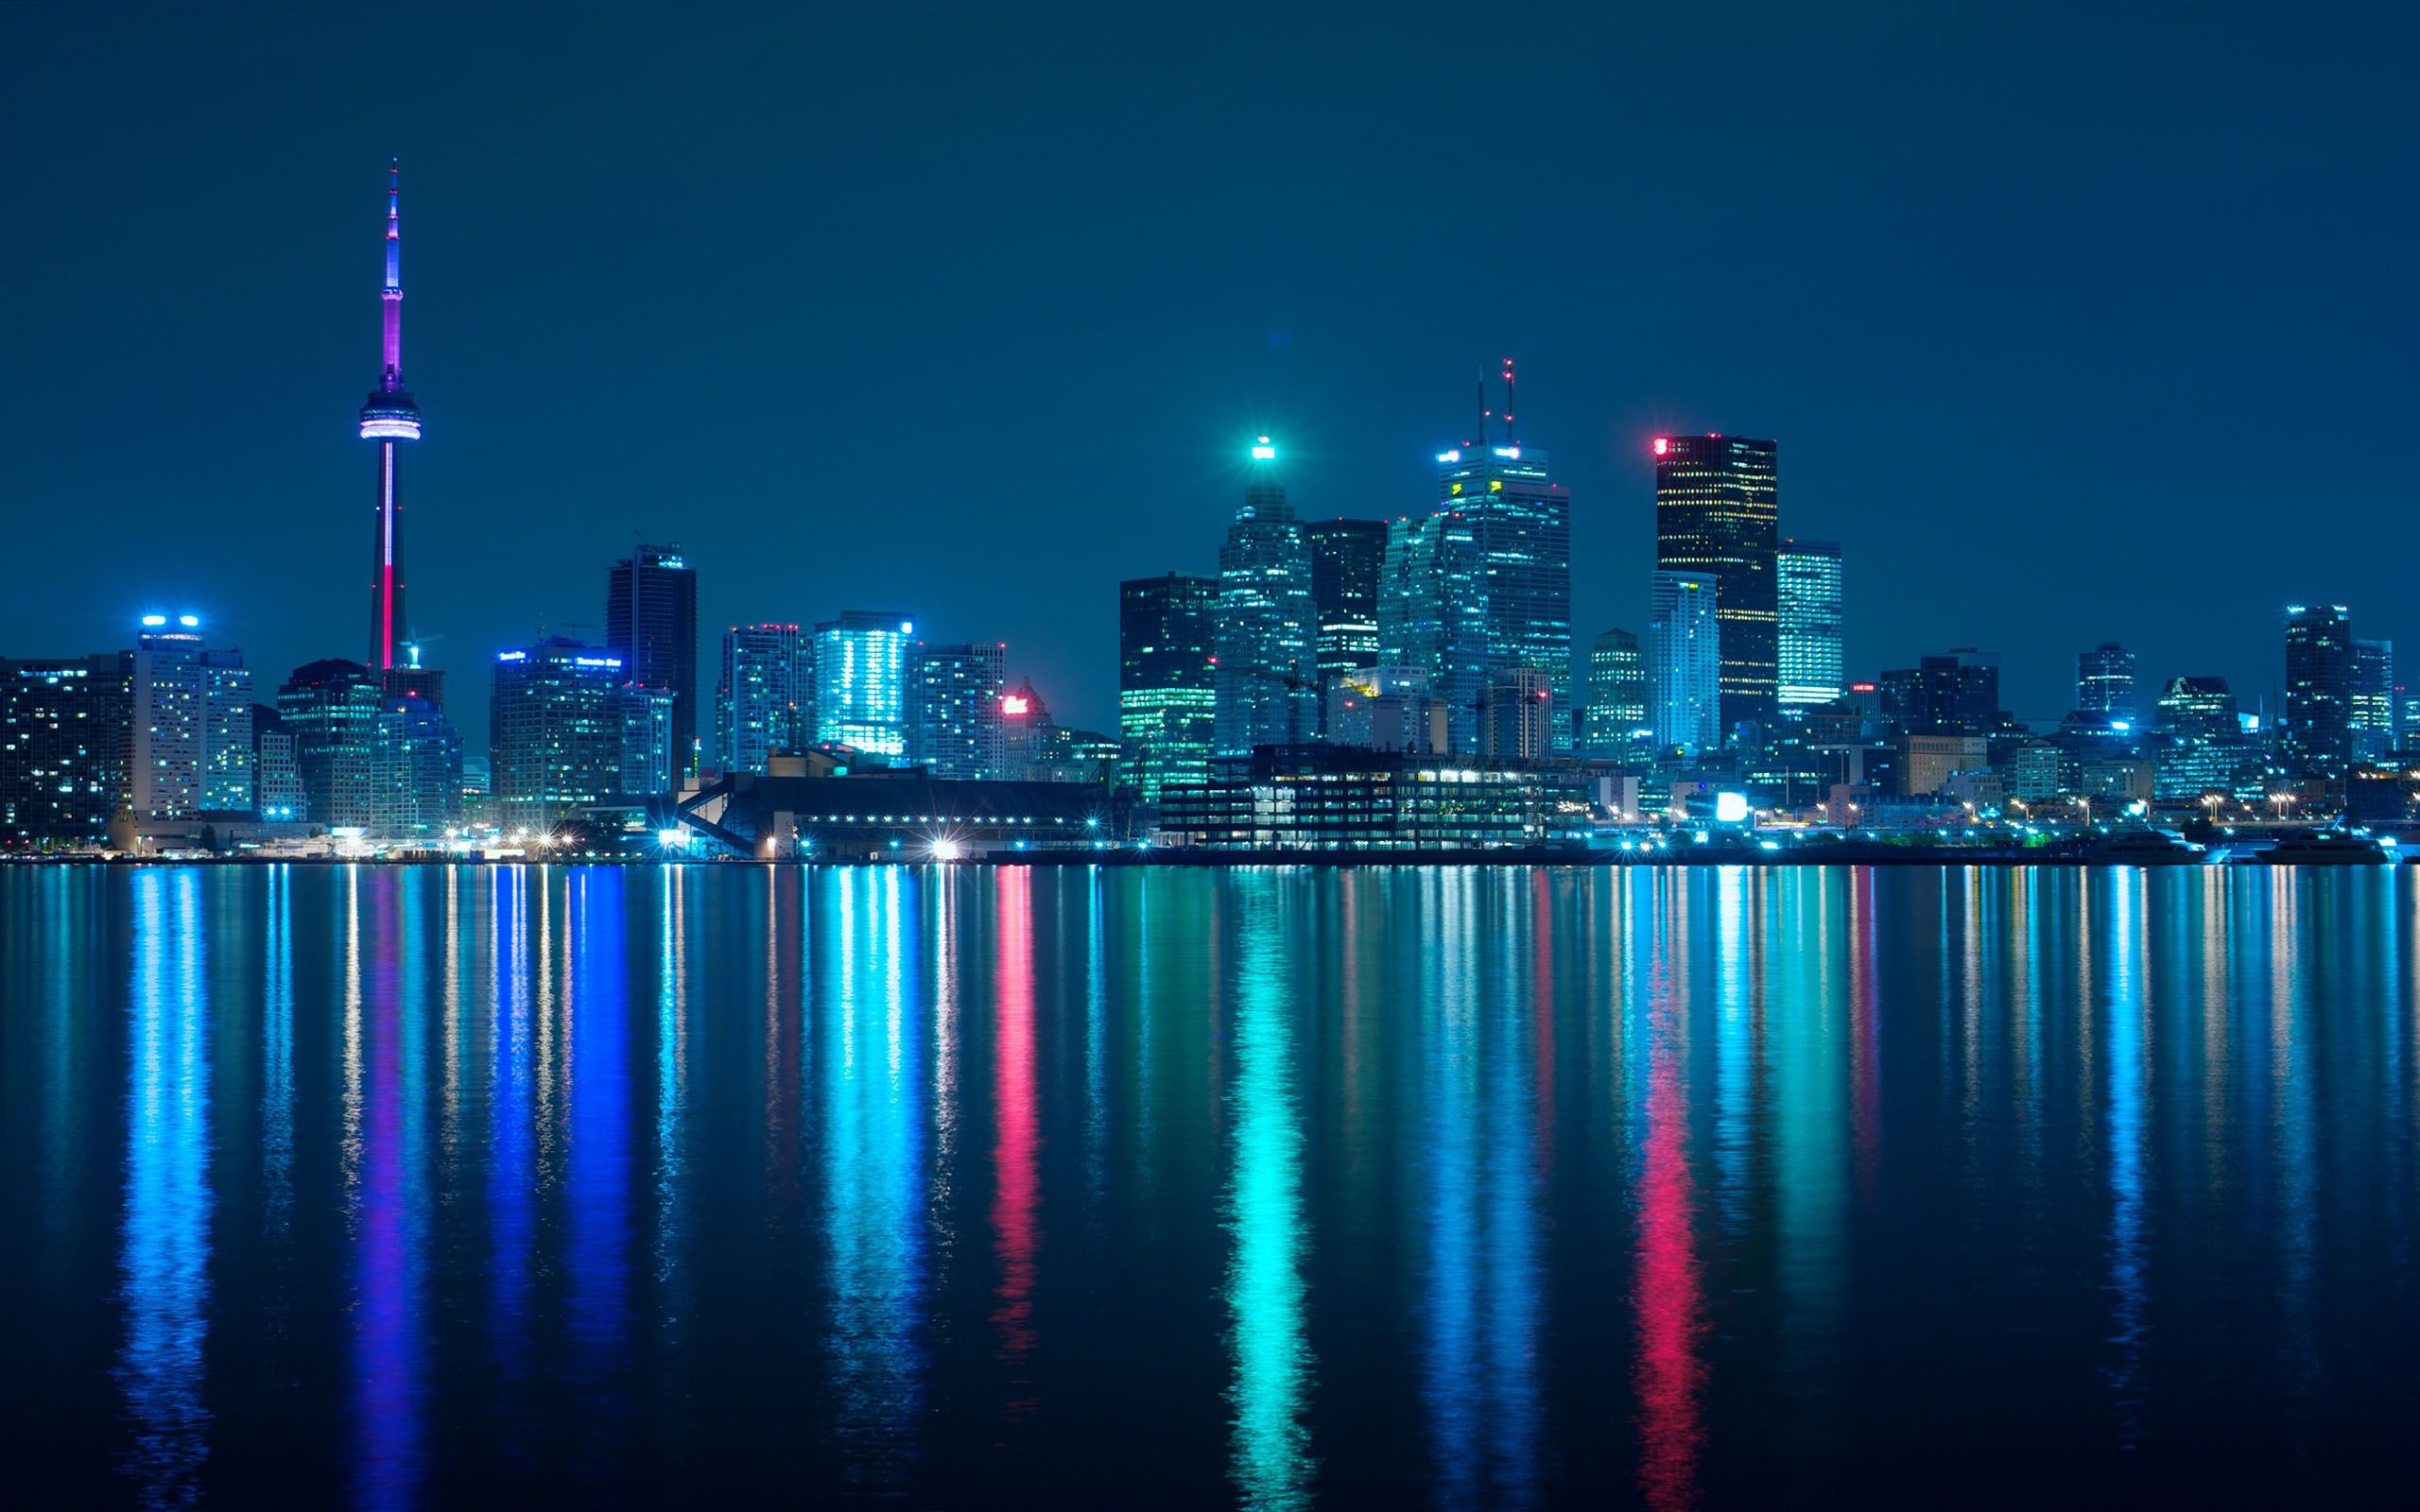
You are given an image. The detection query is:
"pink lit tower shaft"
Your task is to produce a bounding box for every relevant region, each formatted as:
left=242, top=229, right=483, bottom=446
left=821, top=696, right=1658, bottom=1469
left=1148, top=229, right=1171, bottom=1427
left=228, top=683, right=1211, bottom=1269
left=358, top=161, right=422, bottom=672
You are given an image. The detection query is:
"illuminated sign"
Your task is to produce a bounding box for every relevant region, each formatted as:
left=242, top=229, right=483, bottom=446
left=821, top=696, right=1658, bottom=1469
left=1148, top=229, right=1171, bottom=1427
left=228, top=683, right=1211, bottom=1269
left=1493, top=446, right=1520, bottom=459
left=179, top=614, right=199, bottom=627
left=1003, top=695, right=1030, bottom=716
left=140, top=614, right=167, bottom=627
left=496, top=650, right=527, bottom=662
left=1488, top=480, right=1503, bottom=492
left=1652, top=438, right=1670, bottom=456
left=1251, top=436, right=1276, bottom=461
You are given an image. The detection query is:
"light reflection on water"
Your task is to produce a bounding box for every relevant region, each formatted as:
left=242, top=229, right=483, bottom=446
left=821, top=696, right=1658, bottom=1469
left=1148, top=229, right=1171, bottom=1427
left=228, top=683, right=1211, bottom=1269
left=12, top=863, right=2419, bottom=1507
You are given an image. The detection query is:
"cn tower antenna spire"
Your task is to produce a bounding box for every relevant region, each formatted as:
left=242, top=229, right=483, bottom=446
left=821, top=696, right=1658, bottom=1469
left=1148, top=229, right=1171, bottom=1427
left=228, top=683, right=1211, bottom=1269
left=382, top=159, right=403, bottom=388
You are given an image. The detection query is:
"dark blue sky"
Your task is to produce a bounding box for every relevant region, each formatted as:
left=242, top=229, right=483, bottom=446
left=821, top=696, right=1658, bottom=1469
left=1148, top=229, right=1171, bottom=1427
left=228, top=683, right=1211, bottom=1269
left=5, top=2, right=2412, bottom=730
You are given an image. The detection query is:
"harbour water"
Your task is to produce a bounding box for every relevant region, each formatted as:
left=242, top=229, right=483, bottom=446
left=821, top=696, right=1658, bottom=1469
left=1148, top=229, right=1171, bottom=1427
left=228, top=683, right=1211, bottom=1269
left=5, top=863, right=2417, bottom=1506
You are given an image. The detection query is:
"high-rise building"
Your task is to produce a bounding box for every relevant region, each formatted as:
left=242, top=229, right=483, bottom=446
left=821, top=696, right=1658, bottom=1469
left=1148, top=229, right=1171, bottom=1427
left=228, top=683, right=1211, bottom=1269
left=607, top=542, right=700, bottom=779
left=0, top=654, right=130, bottom=847
left=277, top=660, right=393, bottom=831
left=1776, top=539, right=1843, bottom=710
left=1479, top=666, right=1554, bottom=763
left=1649, top=572, right=1720, bottom=755
left=1326, top=667, right=1448, bottom=754
left=617, top=684, right=679, bottom=799
left=1653, top=434, right=1779, bottom=740
left=251, top=705, right=305, bottom=821
left=1880, top=650, right=2001, bottom=736
left=1303, top=518, right=1389, bottom=728
left=2077, top=642, right=2138, bottom=724
left=1430, top=425, right=1573, bottom=754
left=359, top=162, right=423, bottom=678
left=909, top=641, right=1008, bottom=781
left=1119, top=572, right=1218, bottom=803
left=2283, top=604, right=2353, bottom=779
left=717, top=624, right=811, bottom=776
left=491, top=639, right=626, bottom=829
left=2152, top=676, right=2251, bottom=801
left=385, top=692, right=464, bottom=837
left=129, top=615, right=252, bottom=818
left=1581, top=628, right=1651, bottom=762
left=2352, top=637, right=2396, bottom=763
left=815, top=611, right=915, bottom=760
left=1214, top=439, right=1319, bottom=754
left=1376, top=507, right=1484, bottom=751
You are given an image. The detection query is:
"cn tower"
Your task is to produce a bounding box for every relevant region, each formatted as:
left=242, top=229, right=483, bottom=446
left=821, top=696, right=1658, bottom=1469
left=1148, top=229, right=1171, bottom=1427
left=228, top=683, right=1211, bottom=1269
left=358, top=160, right=421, bottom=674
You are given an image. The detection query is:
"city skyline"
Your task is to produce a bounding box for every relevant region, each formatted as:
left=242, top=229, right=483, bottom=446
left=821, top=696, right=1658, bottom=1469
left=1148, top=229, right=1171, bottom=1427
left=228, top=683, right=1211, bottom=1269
left=5, top=6, right=2414, bottom=735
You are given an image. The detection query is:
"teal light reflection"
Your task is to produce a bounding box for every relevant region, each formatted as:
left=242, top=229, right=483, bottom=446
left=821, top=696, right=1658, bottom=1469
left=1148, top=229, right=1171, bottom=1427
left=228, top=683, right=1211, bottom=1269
left=1224, top=875, right=1315, bottom=1509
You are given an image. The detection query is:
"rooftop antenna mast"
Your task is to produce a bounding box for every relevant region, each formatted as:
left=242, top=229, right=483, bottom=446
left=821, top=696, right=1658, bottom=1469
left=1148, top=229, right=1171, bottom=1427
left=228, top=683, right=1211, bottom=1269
left=1476, top=380, right=1490, bottom=448
left=1502, top=356, right=1517, bottom=446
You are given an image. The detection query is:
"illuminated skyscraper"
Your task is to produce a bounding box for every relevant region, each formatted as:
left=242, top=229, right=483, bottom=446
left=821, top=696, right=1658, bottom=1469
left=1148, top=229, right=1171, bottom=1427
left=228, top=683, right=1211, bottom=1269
left=0, top=654, right=129, bottom=847
left=1214, top=439, right=1318, bottom=754
left=1377, top=506, right=1484, bottom=751
left=606, top=542, right=700, bottom=778
left=2077, top=641, right=2138, bottom=724
left=1776, top=539, right=1843, bottom=710
left=129, top=615, right=252, bottom=818
left=276, top=660, right=392, bottom=831
left=1581, top=627, right=1650, bottom=762
left=2352, top=637, right=2396, bottom=763
left=491, top=639, right=626, bottom=829
left=1649, top=572, right=1720, bottom=755
left=1302, top=518, right=1389, bottom=728
left=2152, top=675, right=2251, bottom=801
left=909, top=641, right=1008, bottom=781
left=1430, top=386, right=1573, bottom=753
left=716, top=624, right=810, bottom=776
left=815, top=611, right=915, bottom=760
left=617, top=684, right=679, bottom=797
left=2283, top=604, right=2353, bottom=779
left=1654, top=434, right=1779, bottom=739
left=359, top=163, right=422, bottom=677
left=1119, top=572, right=1218, bottom=802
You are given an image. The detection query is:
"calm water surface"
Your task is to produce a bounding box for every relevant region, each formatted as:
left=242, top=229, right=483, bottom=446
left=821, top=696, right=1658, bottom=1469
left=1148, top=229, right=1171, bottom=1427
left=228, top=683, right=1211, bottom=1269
left=5, top=864, right=2418, bottom=1507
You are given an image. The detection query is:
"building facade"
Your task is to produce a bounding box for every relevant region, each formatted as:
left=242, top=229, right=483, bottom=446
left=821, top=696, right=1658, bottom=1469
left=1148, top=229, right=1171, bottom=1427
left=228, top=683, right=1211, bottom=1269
left=2077, top=642, right=2138, bottom=724
left=1654, top=434, right=1779, bottom=740
left=1302, top=517, right=1389, bottom=730
left=717, top=624, right=811, bottom=776
left=1581, top=628, right=1651, bottom=763
left=1213, top=440, right=1319, bottom=754
left=1649, top=572, right=1720, bottom=755
left=1479, top=666, right=1554, bottom=762
left=1776, top=538, right=1843, bottom=710
left=1158, top=745, right=1558, bottom=850
left=1376, top=507, right=1484, bottom=752
left=1118, top=573, right=1218, bottom=804
left=491, top=639, right=626, bottom=830
left=0, top=654, right=129, bottom=847
left=2352, top=637, right=2396, bottom=764
left=2283, top=604, right=2353, bottom=779
left=1432, top=441, right=1573, bottom=753
left=909, top=641, right=1008, bottom=782
left=277, top=660, right=394, bottom=832
left=606, top=541, right=700, bottom=780
left=1881, top=650, right=2001, bottom=735
left=814, top=611, right=914, bottom=761
left=128, top=616, right=253, bottom=818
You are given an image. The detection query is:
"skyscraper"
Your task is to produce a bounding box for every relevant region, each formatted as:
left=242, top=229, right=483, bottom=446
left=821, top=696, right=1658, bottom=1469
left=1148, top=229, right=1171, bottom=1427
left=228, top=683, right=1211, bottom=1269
left=909, top=641, right=1008, bottom=781
left=251, top=705, right=305, bottom=822
left=129, top=615, right=252, bottom=818
left=0, top=654, right=129, bottom=847
left=815, top=611, right=915, bottom=760
left=2352, top=637, right=2396, bottom=763
left=1581, top=628, right=1650, bottom=761
left=1302, top=518, right=1389, bottom=729
left=359, top=162, right=423, bottom=677
left=1119, top=572, right=1218, bottom=803
left=1214, top=439, right=1318, bottom=754
left=2152, top=675, right=2249, bottom=801
left=1376, top=507, right=1484, bottom=751
left=617, top=684, right=679, bottom=798
left=606, top=542, right=700, bottom=781
left=716, top=624, right=811, bottom=776
left=276, top=660, right=393, bottom=832
left=491, top=639, right=626, bottom=829
left=1432, top=406, right=1572, bottom=753
left=1649, top=572, right=1720, bottom=755
left=1653, top=434, right=1779, bottom=739
left=1776, top=539, right=1843, bottom=710
left=2283, top=604, right=2353, bottom=779
left=2077, top=642, right=2138, bottom=724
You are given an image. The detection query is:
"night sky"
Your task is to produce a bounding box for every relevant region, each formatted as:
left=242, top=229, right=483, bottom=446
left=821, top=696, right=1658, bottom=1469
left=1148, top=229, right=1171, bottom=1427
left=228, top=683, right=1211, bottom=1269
left=5, top=3, right=2412, bottom=730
